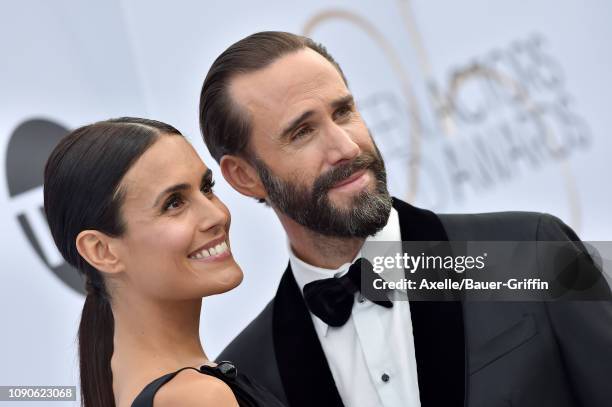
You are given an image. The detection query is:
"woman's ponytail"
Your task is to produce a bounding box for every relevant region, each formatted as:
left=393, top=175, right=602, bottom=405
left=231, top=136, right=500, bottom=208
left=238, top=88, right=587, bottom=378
left=78, top=273, right=115, bottom=407
left=43, top=117, right=183, bottom=406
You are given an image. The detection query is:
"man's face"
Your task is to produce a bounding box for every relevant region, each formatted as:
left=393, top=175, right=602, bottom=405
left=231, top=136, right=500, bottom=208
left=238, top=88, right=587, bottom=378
left=229, top=48, right=392, bottom=237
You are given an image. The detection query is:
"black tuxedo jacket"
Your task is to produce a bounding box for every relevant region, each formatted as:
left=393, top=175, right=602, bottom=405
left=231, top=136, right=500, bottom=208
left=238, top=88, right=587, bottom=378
left=219, top=198, right=612, bottom=406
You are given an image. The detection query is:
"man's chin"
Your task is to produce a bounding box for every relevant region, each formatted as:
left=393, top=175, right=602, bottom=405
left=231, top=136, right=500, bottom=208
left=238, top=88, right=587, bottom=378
left=325, top=190, right=363, bottom=211
left=325, top=191, right=351, bottom=208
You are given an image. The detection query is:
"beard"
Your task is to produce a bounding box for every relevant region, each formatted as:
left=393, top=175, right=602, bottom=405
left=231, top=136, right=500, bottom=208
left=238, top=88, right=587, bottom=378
left=253, top=143, right=393, bottom=238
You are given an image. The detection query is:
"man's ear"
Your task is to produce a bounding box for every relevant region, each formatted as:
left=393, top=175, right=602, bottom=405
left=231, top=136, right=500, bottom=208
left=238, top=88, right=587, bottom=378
left=220, top=155, right=267, bottom=201
left=75, top=230, right=126, bottom=275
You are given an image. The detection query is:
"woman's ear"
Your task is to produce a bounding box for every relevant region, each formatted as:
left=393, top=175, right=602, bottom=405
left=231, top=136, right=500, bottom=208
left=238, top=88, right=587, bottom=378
left=220, top=155, right=267, bottom=201
left=75, top=230, right=125, bottom=275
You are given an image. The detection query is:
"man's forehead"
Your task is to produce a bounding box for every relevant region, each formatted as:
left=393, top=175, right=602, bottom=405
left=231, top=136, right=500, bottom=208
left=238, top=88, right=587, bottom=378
left=228, top=48, right=348, bottom=126
left=230, top=48, right=346, bottom=107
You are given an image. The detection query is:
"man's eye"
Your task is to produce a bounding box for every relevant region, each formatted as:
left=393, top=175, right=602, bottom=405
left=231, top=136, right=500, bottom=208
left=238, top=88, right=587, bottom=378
left=334, top=106, right=352, bottom=120
left=292, top=126, right=313, bottom=140
left=163, top=194, right=184, bottom=211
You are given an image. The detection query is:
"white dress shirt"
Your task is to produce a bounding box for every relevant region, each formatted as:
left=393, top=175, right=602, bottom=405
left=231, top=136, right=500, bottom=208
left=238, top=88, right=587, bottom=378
left=289, top=208, right=421, bottom=407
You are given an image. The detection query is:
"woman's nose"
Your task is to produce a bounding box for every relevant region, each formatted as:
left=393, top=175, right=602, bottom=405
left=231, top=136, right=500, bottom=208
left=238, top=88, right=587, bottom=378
left=196, top=194, right=230, bottom=233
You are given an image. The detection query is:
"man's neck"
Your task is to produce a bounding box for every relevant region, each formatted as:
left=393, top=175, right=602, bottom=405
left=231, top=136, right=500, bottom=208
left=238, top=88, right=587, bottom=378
left=276, top=210, right=365, bottom=269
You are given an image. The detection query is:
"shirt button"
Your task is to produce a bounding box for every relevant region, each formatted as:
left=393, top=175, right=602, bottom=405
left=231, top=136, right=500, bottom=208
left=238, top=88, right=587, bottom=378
left=381, top=373, right=390, bottom=382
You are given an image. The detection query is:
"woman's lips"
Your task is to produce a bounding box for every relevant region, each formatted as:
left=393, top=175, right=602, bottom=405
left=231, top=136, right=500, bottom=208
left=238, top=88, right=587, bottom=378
left=189, top=246, right=231, bottom=263
left=188, top=238, right=231, bottom=262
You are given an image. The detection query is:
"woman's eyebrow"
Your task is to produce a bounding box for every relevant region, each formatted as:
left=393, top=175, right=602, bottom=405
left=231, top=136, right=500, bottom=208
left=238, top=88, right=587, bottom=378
left=152, top=183, right=190, bottom=208
left=152, top=168, right=213, bottom=208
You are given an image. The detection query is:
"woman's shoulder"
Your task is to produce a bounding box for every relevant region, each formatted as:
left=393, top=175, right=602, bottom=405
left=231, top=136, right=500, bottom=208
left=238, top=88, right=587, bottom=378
left=128, top=366, right=238, bottom=407
left=153, top=368, right=238, bottom=406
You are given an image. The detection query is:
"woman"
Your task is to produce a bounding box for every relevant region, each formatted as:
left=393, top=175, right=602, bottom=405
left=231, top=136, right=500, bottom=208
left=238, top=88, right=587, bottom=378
left=43, top=117, right=285, bottom=407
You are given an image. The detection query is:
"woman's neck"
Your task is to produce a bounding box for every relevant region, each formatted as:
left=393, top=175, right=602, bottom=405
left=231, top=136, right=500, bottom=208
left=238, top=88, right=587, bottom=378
left=111, top=294, right=209, bottom=373
left=109, top=293, right=211, bottom=407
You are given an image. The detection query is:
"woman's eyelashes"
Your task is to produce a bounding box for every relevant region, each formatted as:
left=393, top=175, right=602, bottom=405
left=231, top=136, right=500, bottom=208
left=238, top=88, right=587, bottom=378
left=200, top=179, right=215, bottom=196
left=163, top=192, right=185, bottom=212
left=161, top=179, right=216, bottom=213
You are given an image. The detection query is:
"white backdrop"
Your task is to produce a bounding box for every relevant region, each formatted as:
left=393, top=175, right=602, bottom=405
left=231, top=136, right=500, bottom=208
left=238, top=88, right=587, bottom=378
left=1, top=1, right=610, bottom=404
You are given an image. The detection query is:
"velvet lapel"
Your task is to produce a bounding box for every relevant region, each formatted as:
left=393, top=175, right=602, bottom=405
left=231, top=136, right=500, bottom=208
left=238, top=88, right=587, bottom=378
left=393, top=197, right=466, bottom=406
left=272, top=264, right=345, bottom=407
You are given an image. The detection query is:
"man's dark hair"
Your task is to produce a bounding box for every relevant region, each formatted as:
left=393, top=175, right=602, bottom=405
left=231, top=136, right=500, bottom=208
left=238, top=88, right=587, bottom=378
left=199, top=31, right=347, bottom=163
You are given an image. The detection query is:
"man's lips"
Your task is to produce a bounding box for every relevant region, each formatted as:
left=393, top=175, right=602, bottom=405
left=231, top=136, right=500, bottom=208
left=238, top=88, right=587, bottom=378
left=331, top=169, right=368, bottom=189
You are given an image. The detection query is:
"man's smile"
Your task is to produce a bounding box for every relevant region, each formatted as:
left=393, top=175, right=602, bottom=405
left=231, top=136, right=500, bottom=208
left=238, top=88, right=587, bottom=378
left=329, top=169, right=370, bottom=193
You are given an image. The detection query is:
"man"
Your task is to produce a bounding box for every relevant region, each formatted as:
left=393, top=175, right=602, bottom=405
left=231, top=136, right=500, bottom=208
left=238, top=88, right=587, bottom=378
left=198, top=31, right=612, bottom=407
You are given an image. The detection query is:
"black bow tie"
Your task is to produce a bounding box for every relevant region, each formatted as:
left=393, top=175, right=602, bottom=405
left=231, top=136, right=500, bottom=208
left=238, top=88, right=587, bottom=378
left=302, top=258, right=393, bottom=327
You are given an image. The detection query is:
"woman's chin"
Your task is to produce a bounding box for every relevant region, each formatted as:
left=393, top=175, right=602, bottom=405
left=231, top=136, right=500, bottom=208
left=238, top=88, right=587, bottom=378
left=226, top=266, right=244, bottom=290
left=205, top=264, right=244, bottom=296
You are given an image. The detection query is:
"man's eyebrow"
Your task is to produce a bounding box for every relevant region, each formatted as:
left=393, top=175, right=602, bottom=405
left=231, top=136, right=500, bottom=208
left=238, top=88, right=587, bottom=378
left=152, top=168, right=213, bottom=208
left=277, top=94, right=355, bottom=141
left=331, top=94, right=354, bottom=110
left=277, top=95, right=354, bottom=141
left=279, top=110, right=314, bottom=140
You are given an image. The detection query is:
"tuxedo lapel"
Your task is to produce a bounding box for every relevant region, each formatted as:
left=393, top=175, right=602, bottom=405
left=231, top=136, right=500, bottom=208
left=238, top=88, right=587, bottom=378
left=393, top=198, right=467, bottom=406
left=272, top=264, right=345, bottom=407
left=271, top=198, right=466, bottom=407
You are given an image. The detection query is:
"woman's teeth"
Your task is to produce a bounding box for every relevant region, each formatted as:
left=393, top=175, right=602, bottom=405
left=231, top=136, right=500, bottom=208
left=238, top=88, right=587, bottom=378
left=189, top=241, right=229, bottom=259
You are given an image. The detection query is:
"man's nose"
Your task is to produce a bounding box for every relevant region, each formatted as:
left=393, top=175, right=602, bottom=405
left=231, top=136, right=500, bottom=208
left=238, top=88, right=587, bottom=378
left=324, top=122, right=360, bottom=166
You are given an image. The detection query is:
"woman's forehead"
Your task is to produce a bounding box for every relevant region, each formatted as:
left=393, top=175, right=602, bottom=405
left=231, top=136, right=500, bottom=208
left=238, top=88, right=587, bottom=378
left=119, top=136, right=207, bottom=202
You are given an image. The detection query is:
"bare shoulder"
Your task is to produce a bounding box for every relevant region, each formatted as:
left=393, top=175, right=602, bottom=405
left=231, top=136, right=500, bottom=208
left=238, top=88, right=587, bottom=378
left=153, top=368, right=238, bottom=407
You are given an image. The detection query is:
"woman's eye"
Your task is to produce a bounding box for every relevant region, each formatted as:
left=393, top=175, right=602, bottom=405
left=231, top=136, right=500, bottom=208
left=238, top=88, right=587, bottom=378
left=163, top=194, right=184, bottom=211
left=201, top=180, right=216, bottom=195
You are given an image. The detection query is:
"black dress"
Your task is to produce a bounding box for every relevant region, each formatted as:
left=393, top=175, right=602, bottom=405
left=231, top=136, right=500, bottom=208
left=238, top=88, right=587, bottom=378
left=131, top=361, right=286, bottom=407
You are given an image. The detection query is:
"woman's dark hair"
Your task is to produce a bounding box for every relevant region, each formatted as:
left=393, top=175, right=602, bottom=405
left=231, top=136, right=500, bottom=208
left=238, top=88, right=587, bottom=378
left=199, top=31, right=347, bottom=163
left=43, top=117, right=182, bottom=407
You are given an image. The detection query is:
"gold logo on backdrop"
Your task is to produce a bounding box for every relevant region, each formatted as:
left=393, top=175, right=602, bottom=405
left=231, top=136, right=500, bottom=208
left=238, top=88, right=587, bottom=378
left=303, top=0, right=588, bottom=231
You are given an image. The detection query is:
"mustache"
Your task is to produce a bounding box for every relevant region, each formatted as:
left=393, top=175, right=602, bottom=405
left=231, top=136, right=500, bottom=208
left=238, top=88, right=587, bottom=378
left=313, top=152, right=380, bottom=195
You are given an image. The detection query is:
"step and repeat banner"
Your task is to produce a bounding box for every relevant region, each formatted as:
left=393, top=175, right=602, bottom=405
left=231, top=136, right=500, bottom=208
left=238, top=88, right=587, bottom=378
left=1, top=0, right=610, bottom=403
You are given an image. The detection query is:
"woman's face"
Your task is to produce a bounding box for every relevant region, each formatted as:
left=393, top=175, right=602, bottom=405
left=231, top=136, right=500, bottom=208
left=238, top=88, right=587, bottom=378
left=114, top=135, right=243, bottom=300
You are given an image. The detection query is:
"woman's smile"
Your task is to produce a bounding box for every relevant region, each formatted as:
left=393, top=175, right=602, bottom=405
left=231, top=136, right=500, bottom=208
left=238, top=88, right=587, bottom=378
left=188, top=239, right=231, bottom=262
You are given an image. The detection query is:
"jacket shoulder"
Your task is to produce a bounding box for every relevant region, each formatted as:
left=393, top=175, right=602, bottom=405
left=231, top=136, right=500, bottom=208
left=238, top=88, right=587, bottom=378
left=218, top=300, right=274, bottom=364
left=216, top=300, right=288, bottom=404
left=438, top=211, right=558, bottom=241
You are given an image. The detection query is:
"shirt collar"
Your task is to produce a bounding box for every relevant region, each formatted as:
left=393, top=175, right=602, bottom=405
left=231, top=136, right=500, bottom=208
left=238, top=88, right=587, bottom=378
left=289, top=207, right=401, bottom=335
